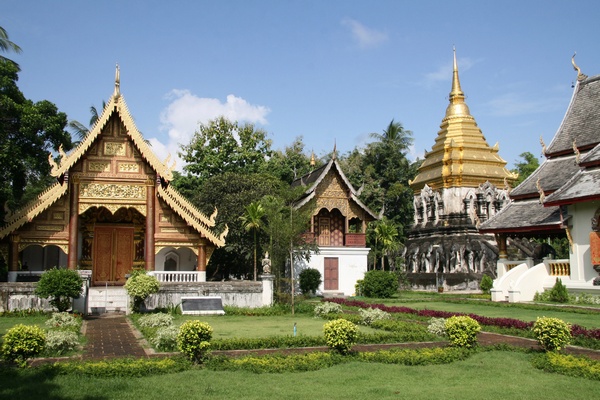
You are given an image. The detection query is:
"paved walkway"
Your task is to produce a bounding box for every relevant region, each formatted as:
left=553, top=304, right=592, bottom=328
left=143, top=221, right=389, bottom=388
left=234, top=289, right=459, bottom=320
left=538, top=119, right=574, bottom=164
left=83, top=314, right=147, bottom=360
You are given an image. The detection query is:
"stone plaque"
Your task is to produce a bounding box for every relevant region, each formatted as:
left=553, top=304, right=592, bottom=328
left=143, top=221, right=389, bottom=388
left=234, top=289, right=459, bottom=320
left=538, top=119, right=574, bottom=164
left=181, top=296, right=225, bottom=315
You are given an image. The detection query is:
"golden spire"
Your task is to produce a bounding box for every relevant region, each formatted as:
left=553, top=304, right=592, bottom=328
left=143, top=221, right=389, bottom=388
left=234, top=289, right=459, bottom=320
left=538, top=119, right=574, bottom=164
left=445, top=47, right=471, bottom=118
left=332, top=140, right=337, bottom=160
left=409, top=47, right=516, bottom=193
left=310, top=150, right=316, bottom=167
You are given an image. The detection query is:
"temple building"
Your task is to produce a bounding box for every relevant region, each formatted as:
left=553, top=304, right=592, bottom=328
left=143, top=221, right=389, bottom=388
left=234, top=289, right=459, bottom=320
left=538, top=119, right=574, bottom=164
left=405, top=49, right=517, bottom=289
left=0, top=67, right=227, bottom=286
left=293, top=152, right=378, bottom=296
left=480, top=58, right=600, bottom=301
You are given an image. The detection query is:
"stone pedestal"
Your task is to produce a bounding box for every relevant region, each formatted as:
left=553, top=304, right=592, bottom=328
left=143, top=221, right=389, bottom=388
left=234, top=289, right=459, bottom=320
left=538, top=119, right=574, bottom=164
left=260, top=274, right=274, bottom=306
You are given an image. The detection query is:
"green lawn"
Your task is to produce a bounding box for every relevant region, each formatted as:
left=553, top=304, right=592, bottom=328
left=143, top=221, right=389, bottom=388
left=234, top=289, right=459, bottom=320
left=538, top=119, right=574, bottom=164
left=1, top=351, right=598, bottom=399
left=0, top=314, right=48, bottom=337
left=173, top=314, right=381, bottom=339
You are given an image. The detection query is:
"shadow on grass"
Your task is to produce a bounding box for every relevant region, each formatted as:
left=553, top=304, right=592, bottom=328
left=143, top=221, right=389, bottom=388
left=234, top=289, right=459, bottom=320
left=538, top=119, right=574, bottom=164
left=0, top=363, right=107, bottom=400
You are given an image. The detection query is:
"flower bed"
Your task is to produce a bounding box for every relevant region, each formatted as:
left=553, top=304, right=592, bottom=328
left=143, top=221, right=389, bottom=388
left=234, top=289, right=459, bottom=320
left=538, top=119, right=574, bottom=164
left=326, top=298, right=600, bottom=341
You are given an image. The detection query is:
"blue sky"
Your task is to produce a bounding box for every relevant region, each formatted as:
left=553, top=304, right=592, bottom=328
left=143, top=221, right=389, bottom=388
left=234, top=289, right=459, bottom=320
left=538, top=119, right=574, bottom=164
left=4, top=1, right=600, bottom=170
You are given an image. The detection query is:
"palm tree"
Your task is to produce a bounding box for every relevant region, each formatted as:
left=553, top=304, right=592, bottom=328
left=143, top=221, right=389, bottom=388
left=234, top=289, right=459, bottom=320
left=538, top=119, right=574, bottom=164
left=369, top=119, right=412, bottom=151
left=373, top=219, right=399, bottom=271
left=240, top=201, right=265, bottom=281
left=0, top=26, right=22, bottom=70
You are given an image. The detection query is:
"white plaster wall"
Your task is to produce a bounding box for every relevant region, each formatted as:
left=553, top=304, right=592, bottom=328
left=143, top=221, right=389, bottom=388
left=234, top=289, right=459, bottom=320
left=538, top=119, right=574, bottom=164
left=297, top=247, right=370, bottom=296
left=154, top=247, right=198, bottom=271
left=569, top=201, right=600, bottom=282
left=442, top=187, right=473, bottom=215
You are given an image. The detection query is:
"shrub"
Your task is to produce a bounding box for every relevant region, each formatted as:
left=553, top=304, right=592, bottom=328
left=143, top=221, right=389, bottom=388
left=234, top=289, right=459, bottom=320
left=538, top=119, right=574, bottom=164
left=532, top=316, right=572, bottom=351
left=427, top=317, right=447, bottom=337
left=34, top=268, right=83, bottom=312
left=480, top=275, right=493, bottom=294
left=138, top=313, right=173, bottom=328
left=444, top=316, right=481, bottom=348
left=125, top=272, right=160, bottom=312
left=177, top=320, right=213, bottom=363
left=45, top=312, right=82, bottom=332
left=314, top=301, right=342, bottom=317
left=299, top=268, right=322, bottom=295
left=323, top=318, right=358, bottom=354
left=361, top=270, right=397, bottom=298
left=151, top=325, right=179, bottom=352
left=532, top=352, right=600, bottom=381
left=549, top=278, right=569, bottom=303
left=45, top=330, right=79, bottom=355
left=1, top=324, right=46, bottom=366
left=355, top=279, right=364, bottom=296
left=359, top=307, right=390, bottom=325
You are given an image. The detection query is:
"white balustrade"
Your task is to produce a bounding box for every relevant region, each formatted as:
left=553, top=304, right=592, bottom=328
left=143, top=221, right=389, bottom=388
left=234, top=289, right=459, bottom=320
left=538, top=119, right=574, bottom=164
left=147, top=271, right=200, bottom=283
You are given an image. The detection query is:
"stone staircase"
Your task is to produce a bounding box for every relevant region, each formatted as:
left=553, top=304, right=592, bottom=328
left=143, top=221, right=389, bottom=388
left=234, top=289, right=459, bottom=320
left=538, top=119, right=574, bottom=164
left=87, top=287, right=129, bottom=314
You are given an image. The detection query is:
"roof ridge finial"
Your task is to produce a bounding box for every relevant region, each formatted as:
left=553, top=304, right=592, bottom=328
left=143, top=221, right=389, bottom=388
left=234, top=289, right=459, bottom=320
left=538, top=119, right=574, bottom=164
left=571, top=52, right=587, bottom=81
left=113, top=63, right=121, bottom=100
left=310, top=149, right=316, bottom=167
left=332, top=140, right=337, bottom=160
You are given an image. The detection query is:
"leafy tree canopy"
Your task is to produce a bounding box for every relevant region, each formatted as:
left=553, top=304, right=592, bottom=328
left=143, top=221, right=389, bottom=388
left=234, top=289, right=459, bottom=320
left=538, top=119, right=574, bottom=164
left=0, top=62, right=72, bottom=219
left=179, top=116, right=273, bottom=184
left=512, top=151, right=540, bottom=186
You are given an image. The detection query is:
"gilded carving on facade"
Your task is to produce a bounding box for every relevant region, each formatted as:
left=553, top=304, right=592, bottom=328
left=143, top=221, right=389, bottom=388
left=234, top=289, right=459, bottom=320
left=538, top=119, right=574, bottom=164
left=88, top=162, right=111, bottom=172
left=104, top=142, right=126, bottom=156
left=36, top=225, right=64, bottom=232
left=19, top=241, right=69, bottom=254
left=79, top=203, right=147, bottom=216
left=161, top=227, right=186, bottom=234
left=118, top=162, right=139, bottom=173
left=52, top=212, right=65, bottom=220
left=80, top=183, right=146, bottom=200
left=155, top=243, right=199, bottom=256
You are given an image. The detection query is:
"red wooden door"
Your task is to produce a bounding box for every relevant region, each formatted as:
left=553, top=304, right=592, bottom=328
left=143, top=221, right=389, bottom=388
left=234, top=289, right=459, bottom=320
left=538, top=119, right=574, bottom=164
left=93, top=226, right=134, bottom=285
left=324, top=257, right=339, bottom=290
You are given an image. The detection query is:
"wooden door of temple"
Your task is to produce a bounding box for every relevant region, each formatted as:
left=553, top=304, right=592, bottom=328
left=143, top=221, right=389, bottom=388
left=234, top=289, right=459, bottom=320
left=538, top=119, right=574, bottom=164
left=93, top=226, right=134, bottom=285
left=318, top=217, right=331, bottom=246
left=324, top=257, right=339, bottom=290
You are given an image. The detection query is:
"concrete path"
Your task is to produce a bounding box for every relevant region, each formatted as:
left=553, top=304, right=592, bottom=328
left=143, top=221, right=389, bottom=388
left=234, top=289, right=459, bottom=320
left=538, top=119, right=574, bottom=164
left=83, top=314, right=147, bottom=360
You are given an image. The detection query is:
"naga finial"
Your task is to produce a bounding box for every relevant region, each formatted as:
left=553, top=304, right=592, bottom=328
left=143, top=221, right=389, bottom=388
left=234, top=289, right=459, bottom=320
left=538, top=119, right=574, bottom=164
left=48, top=152, right=60, bottom=177
left=536, top=178, right=545, bottom=204
left=113, top=64, right=121, bottom=99
left=540, top=135, right=547, bottom=156
left=573, top=139, right=581, bottom=164
left=571, top=52, right=587, bottom=81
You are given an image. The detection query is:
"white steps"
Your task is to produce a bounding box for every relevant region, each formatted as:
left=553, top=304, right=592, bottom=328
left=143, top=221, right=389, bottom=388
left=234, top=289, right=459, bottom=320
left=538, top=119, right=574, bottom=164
left=87, top=287, right=129, bottom=314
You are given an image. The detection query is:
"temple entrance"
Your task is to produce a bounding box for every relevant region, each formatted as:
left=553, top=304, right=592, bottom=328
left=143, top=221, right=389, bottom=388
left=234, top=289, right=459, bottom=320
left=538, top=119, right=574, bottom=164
left=93, top=226, right=134, bottom=285
left=324, top=257, right=339, bottom=290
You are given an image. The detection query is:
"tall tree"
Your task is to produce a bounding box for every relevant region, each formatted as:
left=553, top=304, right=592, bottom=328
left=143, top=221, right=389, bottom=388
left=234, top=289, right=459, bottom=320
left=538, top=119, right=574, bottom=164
left=179, top=116, right=272, bottom=185
left=341, top=119, right=418, bottom=241
left=192, top=172, right=285, bottom=280
left=240, top=201, right=265, bottom=281
left=0, top=27, right=22, bottom=70
left=0, top=62, right=72, bottom=219
left=372, top=218, right=399, bottom=270
left=511, top=151, right=540, bottom=186
left=260, top=136, right=313, bottom=184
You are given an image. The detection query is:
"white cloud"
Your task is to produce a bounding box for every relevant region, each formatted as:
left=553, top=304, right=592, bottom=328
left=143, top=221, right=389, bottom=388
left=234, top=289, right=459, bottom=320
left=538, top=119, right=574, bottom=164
left=341, top=18, right=388, bottom=49
left=152, top=90, right=271, bottom=170
left=485, top=92, right=561, bottom=117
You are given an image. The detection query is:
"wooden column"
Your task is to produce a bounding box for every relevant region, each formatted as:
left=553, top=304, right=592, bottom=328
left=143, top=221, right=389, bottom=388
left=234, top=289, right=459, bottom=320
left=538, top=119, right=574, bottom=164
left=197, top=241, right=207, bottom=272
left=497, top=233, right=508, bottom=260
left=145, top=181, right=155, bottom=271
left=68, top=179, right=79, bottom=270
left=8, top=234, right=19, bottom=272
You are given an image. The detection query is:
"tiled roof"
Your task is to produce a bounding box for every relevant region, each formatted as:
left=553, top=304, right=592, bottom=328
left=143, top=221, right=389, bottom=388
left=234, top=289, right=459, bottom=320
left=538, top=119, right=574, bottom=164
left=479, top=199, right=565, bottom=233
left=544, top=167, right=600, bottom=205
left=546, top=75, right=600, bottom=156
left=509, top=155, right=580, bottom=198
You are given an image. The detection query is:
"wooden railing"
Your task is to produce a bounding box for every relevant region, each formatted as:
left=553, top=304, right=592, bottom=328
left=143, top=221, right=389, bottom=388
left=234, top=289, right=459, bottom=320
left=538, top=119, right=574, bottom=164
left=345, top=233, right=366, bottom=247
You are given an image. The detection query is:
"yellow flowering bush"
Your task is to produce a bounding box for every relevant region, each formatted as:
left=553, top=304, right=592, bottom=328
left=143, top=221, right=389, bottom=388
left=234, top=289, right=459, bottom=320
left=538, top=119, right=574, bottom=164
left=323, top=318, right=358, bottom=354
left=444, top=316, right=481, bottom=348
left=177, top=320, right=213, bottom=363
left=532, top=316, right=571, bottom=351
left=1, top=324, right=46, bottom=367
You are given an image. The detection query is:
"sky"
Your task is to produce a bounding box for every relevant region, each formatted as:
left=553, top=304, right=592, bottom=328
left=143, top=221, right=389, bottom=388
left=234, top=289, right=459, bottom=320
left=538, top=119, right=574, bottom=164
left=4, top=1, right=600, bottom=171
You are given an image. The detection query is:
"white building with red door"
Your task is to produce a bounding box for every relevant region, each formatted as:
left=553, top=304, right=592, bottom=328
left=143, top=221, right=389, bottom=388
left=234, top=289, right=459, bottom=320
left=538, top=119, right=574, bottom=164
left=292, top=154, right=378, bottom=296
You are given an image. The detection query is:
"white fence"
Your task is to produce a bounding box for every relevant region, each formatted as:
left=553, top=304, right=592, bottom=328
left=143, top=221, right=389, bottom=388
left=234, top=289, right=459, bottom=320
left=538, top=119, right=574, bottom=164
left=147, top=271, right=202, bottom=283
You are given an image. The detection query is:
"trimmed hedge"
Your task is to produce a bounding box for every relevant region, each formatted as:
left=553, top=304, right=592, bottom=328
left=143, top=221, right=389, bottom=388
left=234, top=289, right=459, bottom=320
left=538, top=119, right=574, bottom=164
left=532, top=352, right=600, bottom=381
